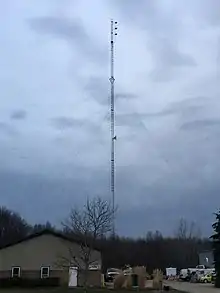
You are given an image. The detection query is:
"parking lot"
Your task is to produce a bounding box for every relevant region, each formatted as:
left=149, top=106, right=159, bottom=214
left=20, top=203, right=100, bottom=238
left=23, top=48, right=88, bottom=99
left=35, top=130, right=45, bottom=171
left=167, top=281, right=220, bottom=293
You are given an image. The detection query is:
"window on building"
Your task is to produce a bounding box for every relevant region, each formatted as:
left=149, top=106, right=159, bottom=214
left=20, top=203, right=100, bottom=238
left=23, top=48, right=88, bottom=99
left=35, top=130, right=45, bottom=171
left=11, top=267, right=21, bottom=278
left=40, top=267, right=50, bottom=278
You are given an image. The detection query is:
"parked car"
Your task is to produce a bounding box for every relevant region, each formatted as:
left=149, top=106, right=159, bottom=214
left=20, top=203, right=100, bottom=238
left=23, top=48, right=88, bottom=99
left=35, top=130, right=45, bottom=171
left=105, top=268, right=121, bottom=282
left=200, top=274, right=212, bottom=283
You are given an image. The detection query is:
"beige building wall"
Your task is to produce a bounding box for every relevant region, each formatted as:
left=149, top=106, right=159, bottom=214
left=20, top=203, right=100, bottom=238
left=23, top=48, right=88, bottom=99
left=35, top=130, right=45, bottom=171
left=0, top=234, right=101, bottom=271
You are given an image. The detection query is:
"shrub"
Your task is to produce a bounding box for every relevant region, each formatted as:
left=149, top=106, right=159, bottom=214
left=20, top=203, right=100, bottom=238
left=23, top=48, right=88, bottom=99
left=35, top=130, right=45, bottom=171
left=0, top=277, right=60, bottom=288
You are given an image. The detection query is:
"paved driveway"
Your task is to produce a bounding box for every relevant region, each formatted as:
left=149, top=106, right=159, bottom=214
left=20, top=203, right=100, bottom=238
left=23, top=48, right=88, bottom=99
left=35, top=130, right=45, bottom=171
left=166, top=281, right=220, bottom=293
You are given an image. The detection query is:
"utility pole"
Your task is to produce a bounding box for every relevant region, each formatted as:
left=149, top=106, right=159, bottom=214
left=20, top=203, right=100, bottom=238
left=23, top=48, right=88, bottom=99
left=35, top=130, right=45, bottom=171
left=109, top=20, right=117, bottom=236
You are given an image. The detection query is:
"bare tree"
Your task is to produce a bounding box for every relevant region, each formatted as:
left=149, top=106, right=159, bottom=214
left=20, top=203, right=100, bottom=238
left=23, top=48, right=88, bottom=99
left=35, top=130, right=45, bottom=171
left=175, top=218, right=201, bottom=239
left=32, top=221, right=55, bottom=233
left=175, top=218, right=188, bottom=239
left=0, top=206, right=31, bottom=247
left=60, top=197, right=115, bottom=290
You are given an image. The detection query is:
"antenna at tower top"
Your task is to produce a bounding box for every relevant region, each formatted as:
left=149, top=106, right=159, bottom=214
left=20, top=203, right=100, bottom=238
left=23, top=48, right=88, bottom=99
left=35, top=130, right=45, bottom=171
left=109, top=19, right=118, bottom=236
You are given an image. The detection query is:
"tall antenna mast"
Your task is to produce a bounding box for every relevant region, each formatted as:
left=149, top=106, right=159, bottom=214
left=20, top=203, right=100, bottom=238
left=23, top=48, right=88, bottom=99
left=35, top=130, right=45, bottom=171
left=109, top=19, right=117, bottom=236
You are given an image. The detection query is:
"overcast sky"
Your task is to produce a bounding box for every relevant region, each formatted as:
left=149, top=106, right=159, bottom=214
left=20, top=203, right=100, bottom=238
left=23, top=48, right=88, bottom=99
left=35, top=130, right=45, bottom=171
left=1, top=0, right=220, bottom=237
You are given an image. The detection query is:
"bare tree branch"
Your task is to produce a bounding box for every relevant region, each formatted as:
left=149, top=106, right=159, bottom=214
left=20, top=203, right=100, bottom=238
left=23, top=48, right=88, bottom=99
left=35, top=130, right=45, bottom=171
left=60, top=196, right=114, bottom=289
left=174, top=218, right=201, bottom=239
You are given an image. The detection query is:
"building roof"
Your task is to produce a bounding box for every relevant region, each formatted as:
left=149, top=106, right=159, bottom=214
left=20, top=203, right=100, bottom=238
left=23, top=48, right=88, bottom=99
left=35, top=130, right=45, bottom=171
left=0, top=229, right=101, bottom=251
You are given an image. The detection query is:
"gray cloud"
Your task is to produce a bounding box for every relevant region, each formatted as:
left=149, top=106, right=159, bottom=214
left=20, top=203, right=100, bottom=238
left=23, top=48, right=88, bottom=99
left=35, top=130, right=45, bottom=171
left=149, top=39, right=196, bottom=82
left=84, top=76, right=138, bottom=106
left=50, top=116, right=102, bottom=135
left=116, top=113, right=147, bottom=128
left=153, top=39, right=195, bottom=67
left=156, top=97, right=206, bottom=117
left=0, top=167, right=216, bottom=236
left=0, top=169, right=90, bottom=226
left=10, top=109, right=27, bottom=120
left=180, top=119, right=220, bottom=131
left=51, top=117, right=82, bottom=130
left=116, top=97, right=206, bottom=129
left=84, top=77, right=109, bottom=106
left=112, top=0, right=196, bottom=81
left=186, top=0, right=220, bottom=27
left=110, top=0, right=157, bottom=27
left=116, top=93, right=137, bottom=100
left=28, top=16, right=107, bottom=65
left=117, top=184, right=216, bottom=237
left=0, top=122, right=18, bottom=136
left=29, top=17, right=87, bottom=42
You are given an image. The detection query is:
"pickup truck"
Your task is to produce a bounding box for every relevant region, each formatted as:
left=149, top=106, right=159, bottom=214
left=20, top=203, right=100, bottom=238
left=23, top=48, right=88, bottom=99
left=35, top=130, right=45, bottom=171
left=179, top=265, right=215, bottom=281
left=188, top=265, right=215, bottom=275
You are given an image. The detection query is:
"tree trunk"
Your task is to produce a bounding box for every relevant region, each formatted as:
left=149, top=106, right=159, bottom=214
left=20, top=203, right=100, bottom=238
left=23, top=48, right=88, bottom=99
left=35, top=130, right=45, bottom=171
left=83, top=266, right=89, bottom=293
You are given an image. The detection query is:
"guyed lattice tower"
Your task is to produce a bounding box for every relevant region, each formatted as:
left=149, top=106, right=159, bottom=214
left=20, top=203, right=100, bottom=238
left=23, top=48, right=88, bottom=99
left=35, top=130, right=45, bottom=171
left=109, top=20, right=117, bottom=236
